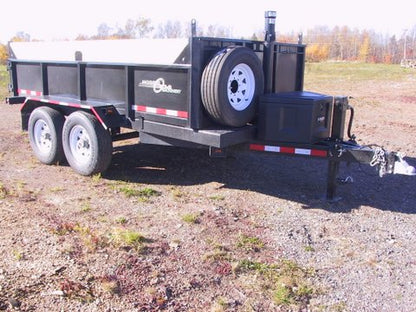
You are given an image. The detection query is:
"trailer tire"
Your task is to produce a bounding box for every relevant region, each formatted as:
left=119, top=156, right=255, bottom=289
left=28, top=106, right=65, bottom=165
left=62, top=111, right=112, bottom=176
left=201, top=46, right=264, bottom=127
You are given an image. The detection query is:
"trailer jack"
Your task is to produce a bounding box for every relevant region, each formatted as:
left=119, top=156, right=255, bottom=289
left=326, top=142, right=415, bottom=200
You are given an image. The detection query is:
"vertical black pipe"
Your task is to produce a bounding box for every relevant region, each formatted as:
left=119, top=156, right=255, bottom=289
left=190, top=37, right=203, bottom=129
left=126, top=66, right=135, bottom=121
left=78, top=63, right=86, bottom=101
left=41, top=63, right=49, bottom=96
left=191, top=19, right=197, bottom=37
left=263, top=11, right=276, bottom=94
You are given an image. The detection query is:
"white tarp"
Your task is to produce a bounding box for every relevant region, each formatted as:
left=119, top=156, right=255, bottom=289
left=9, top=38, right=190, bottom=64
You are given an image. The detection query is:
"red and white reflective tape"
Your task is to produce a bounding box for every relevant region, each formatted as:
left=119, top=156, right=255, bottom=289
left=18, top=89, right=43, bottom=96
left=132, top=105, right=188, bottom=119
left=23, top=97, right=108, bottom=130
left=250, top=144, right=327, bottom=158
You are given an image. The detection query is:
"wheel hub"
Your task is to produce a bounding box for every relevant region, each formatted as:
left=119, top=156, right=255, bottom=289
left=34, top=119, right=52, bottom=154
left=69, top=125, right=92, bottom=165
left=227, top=63, right=255, bottom=111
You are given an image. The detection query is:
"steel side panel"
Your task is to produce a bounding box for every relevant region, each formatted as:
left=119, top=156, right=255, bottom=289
left=133, top=67, right=190, bottom=127
left=16, top=63, right=42, bottom=92
left=86, top=66, right=126, bottom=103
left=47, top=65, right=78, bottom=97
left=134, top=68, right=189, bottom=111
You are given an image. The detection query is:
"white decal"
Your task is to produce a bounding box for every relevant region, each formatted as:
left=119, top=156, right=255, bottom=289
left=317, top=116, right=326, bottom=124
left=139, top=78, right=182, bottom=94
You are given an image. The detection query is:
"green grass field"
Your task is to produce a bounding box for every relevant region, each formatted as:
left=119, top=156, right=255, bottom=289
left=304, top=62, right=413, bottom=85
left=0, top=65, right=8, bottom=100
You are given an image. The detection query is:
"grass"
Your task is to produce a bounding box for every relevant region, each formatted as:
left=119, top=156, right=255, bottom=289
left=118, top=185, right=160, bottom=201
left=304, top=245, right=315, bottom=252
left=99, top=275, right=120, bottom=295
left=0, top=65, right=8, bottom=100
left=181, top=213, right=200, bottom=224
left=110, top=228, right=147, bottom=250
left=236, top=234, right=265, bottom=252
left=49, top=217, right=150, bottom=252
left=12, top=250, right=24, bottom=261
left=235, top=259, right=315, bottom=307
left=0, top=182, right=8, bottom=199
left=170, top=186, right=185, bottom=200
left=304, top=62, right=414, bottom=84
left=91, top=173, right=102, bottom=184
left=208, top=194, right=225, bottom=201
left=80, top=202, right=91, bottom=213
left=115, top=216, right=127, bottom=224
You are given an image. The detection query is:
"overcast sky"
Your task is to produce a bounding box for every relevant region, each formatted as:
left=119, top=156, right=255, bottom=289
left=0, top=0, right=414, bottom=43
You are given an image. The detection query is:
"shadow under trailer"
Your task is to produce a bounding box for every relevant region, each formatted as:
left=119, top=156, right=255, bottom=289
left=6, top=12, right=415, bottom=200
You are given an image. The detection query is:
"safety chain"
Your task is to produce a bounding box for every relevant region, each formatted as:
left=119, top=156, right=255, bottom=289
left=370, top=146, right=387, bottom=177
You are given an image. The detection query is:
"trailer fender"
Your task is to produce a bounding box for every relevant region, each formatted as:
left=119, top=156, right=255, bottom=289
left=20, top=97, right=121, bottom=132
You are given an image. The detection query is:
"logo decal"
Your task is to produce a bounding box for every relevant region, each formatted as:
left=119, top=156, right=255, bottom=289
left=139, top=78, right=182, bottom=94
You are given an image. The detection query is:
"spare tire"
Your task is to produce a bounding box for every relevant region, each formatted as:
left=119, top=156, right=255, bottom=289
left=201, top=46, right=264, bottom=127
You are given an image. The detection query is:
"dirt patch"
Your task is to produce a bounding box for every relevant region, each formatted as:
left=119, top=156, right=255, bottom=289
left=1, top=65, right=416, bottom=311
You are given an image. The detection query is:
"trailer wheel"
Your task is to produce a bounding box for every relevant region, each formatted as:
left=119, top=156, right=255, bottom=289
left=62, top=111, right=112, bottom=176
left=201, top=46, right=264, bottom=127
left=28, top=106, right=65, bottom=165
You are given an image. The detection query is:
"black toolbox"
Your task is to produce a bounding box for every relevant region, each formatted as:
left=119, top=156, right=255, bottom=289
left=257, top=91, right=333, bottom=143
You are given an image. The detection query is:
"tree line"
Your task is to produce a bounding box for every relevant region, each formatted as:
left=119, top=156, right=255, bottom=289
left=301, top=25, right=416, bottom=63
left=1, top=18, right=415, bottom=64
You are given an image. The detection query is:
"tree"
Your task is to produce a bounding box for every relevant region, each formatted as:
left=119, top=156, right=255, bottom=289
left=10, top=31, right=31, bottom=42
left=155, top=20, right=183, bottom=38
left=0, top=43, right=8, bottom=64
left=306, top=43, right=330, bottom=62
left=359, top=33, right=373, bottom=62
left=204, top=24, right=233, bottom=38
left=128, top=17, right=153, bottom=38
left=97, top=23, right=112, bottom=39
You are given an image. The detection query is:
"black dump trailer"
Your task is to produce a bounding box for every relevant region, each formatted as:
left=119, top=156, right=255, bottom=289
left=6, top=11, right=415, bottom=200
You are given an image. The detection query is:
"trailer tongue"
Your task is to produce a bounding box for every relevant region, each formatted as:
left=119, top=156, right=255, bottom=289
left=6, top=11, right=415, bottom=200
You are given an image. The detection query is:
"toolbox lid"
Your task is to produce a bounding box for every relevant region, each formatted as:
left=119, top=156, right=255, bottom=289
left=261, top=91, right=333, bottom=104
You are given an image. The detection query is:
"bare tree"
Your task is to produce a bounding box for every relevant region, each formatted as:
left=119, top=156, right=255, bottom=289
left=97, top=23, right=112, bottom=39
left=10, top=31, right=31, bottom=42
left=155, top=20, right=183, bottom=38
left=112, top=17, right=154, bottom=39
left=203, top=24, right=233, bottom=38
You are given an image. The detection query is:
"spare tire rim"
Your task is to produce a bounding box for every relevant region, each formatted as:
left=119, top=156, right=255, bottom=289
left=69, top=125, right=92, bottom=165
left=33, top=119, right=52, bottom=154
left=227, top=63, right=256, bottom=111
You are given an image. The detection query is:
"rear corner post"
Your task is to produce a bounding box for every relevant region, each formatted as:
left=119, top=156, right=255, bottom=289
left=263, top=11, right=276, bottom=94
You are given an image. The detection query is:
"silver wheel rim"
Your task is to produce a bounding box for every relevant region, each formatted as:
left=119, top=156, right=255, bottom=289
left=69, top=125, right=92, bottom=165
left=227, top=63, right=255, bottom=111
left=33, top=119, right=52, bottom=154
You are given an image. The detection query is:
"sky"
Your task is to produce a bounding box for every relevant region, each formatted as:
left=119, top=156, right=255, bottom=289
left=0, top=0, right=415, bottom=43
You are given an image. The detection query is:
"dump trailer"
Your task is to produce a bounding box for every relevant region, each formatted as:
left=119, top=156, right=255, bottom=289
left=6, top=11, right=415, bottom=200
